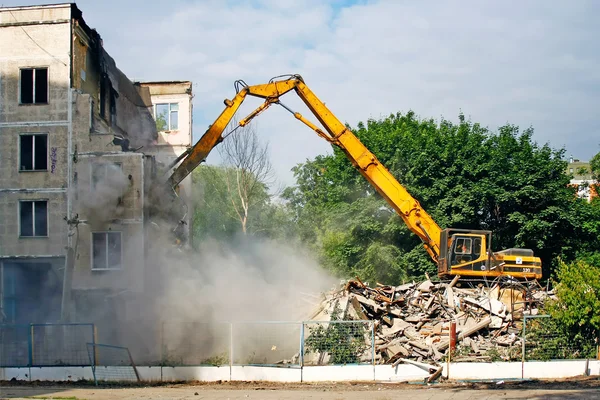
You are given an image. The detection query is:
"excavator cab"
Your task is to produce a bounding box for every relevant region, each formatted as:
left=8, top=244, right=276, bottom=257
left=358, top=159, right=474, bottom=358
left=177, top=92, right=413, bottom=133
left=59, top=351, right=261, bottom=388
left=439, top=229, right=489, bottom=277
left=438, top=228, right=542, bottom=279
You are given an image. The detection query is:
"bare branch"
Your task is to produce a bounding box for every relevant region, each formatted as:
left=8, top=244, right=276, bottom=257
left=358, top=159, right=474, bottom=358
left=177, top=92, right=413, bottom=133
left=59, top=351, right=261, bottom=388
left=218, top=116, right=276, bottom=234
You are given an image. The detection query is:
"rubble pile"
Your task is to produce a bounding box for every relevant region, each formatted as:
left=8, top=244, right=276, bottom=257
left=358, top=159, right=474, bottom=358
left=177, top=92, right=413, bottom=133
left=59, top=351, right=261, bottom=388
left=308, top=275, right=554, bottom=366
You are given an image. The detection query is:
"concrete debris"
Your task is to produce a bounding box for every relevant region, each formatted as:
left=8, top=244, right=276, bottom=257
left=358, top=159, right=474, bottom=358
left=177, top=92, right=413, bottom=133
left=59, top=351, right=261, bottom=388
left=310, top=276, right=555, bottom=366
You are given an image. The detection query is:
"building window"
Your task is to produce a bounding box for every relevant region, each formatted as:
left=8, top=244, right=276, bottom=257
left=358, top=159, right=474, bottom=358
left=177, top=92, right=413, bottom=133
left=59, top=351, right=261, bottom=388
left=110, top=88, right=118, bottom=125
left=20, top=67, right=48, bottom=104
left=91, top=162, right=124, bottom=203
left=92, top=232, right=122, bottom=270
left=20, top=134, right=48, bottom=171
left=19, top=200, right=48, bottom=237
left=154, top=103, right=179, bottom=131
left=91, top=162, right=122, bottom=189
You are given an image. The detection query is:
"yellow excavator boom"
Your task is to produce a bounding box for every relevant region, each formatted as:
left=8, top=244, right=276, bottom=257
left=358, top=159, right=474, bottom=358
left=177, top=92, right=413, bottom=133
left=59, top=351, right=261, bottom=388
left=167, top=75, right=443, bottom=262
left=167, top=74, right=542, bottom=280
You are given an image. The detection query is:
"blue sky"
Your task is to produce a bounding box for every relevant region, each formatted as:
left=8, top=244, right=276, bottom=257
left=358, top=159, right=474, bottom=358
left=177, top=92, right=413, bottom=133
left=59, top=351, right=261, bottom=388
left=5, top=0, right=600, bottom=186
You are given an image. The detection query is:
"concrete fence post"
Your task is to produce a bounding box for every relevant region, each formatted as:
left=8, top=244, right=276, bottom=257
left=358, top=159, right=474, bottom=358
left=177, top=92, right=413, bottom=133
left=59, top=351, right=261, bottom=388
left=299, top=322, right=305, bottom=367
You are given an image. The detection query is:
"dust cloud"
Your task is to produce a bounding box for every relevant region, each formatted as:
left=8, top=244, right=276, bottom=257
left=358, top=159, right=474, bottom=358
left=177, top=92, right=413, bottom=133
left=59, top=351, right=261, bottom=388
left=76, top=160, right=130, bottom=225
left=155, top=236, right=336, bottom=322
left=73, top=161, right=338, bottom=365
left=141, top=232, right=338, bottom=365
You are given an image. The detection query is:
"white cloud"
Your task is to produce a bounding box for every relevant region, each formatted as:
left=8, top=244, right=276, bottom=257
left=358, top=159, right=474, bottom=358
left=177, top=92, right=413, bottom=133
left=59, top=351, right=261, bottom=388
left=7, top=0, right=600, bottom=185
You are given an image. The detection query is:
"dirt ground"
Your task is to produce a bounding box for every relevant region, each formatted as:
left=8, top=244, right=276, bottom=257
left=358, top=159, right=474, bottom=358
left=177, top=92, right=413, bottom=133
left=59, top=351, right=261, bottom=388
left=1, top=378, right=600, bottom=400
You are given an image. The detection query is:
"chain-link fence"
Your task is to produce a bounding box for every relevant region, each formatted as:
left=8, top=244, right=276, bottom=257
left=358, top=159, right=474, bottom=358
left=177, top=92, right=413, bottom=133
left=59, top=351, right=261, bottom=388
left=302, top=321, right=374, bottom=366
left=0, top=323, right=95, bottom=367
left=158, top=320, right=374, bottom=367
left=160, top=322, right=231, bottom=366
left=232, top=322, right=302, bottom=366
left=32, top=323, right=95, bottom=366
left=2, top=318, right=597, bottom=369
left=0, top=324, right=30, bottom=367
left=87, top=343, right=140, bottom=384
left=522, top=315, right=597, bottom=361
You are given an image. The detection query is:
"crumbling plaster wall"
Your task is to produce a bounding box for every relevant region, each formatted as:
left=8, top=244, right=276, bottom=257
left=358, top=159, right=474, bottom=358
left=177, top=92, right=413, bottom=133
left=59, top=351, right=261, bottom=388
left=0, top=5, right=71, bottom=258
left=70, top=91, right=147, bottom=293
left=1, top=4, right=163, bottom=314
left=140, top=82, right=193, bottom=241
left=0, top=191, right=66, bottom=256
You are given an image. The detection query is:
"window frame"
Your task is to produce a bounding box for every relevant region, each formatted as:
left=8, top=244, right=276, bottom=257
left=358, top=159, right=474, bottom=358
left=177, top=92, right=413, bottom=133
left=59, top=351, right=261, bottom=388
left=90, top=161, right=123, bottom=189
left=19, top=67, right=49, bottom=105
left=90, top=161, right=125, bottom=204
left=153, top=102, right=179, bottom=131
left=18, top=199, right=49, bottom=238
left=454, top=237, right=472, bottom=255
left=91, top=231, right=123, bottom=271
left=19, top=133, right=48, bottom=172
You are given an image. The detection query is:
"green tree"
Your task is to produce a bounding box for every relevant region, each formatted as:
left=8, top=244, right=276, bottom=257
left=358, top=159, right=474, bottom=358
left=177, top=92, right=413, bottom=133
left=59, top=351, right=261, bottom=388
left=218, top=119, right=275, bottom=235
left=591, top=151, right=600, bottom=180
left=548, top=258, right=600, bottom=335
left=283, top=111, right=581, bottom=283
left=192, top=165, right=296, bottom=245
left=529, top=258, right=600, bottom=359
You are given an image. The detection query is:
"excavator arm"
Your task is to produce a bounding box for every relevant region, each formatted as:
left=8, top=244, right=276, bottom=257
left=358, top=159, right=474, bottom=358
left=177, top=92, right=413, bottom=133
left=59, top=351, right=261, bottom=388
left=168, top=75, right=443, bottom=262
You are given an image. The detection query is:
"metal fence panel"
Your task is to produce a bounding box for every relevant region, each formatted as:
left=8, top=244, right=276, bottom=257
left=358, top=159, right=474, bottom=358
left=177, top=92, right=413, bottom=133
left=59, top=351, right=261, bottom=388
left=302, top=321, right=374, bottom=366
left=31, top=323, right=95, bottom=366
left=0, top=324, right=30, bottom=367
left=86, top=343, right=140, bottom=384
left=232, top=322, right=301, bottom=366
left=161, top=322, right=231, bottom=366
left=523, top=315, right=596, bottom=361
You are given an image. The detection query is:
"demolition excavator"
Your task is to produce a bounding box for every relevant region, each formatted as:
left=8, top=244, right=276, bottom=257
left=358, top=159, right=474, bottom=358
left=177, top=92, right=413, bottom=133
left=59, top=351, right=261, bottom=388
left=165, top=74, right=542, bottom=280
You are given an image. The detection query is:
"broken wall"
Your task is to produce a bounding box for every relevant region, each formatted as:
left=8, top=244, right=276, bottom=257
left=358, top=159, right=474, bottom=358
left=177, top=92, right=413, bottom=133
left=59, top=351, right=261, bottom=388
left=0, top=4, right=71, bottom=258
left=0, top=4, right=73, bottom=323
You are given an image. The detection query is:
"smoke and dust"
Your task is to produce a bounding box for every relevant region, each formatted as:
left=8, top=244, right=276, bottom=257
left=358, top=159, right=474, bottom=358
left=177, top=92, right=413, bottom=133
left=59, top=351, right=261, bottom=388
left=76, top=160, right=130, bottom=225
left=72, top=165, right=339, bottom=364
left=144, top=234, right=338, bottom=364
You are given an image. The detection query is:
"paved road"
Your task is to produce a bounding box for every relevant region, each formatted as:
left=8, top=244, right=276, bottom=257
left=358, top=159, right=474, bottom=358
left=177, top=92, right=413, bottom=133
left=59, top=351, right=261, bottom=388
left=1, top=384, right=599, bottom=400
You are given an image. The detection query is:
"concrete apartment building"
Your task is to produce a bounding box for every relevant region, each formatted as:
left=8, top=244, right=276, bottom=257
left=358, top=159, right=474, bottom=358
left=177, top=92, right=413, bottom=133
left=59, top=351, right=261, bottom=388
left=0, top=3, right=193, bottom=335
left=138, top=80, right=194, bottom=231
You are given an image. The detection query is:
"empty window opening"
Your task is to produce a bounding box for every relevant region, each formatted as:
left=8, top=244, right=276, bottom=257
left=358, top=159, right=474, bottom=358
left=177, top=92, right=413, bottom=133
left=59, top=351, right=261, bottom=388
left=19, top=200, right=48, bottom=237
left=110, top=88, right=118, bottom=125
left=154, top=103, right=179, bottom=131
left=91, top=162, right=124, bottom=204
left=20, top=67, right=48, bottom=104
left=100, top=77, right=106, bottom=119
left=92, top=232, right=122, bottom=270
left=20, top=134, right=48, bottom=171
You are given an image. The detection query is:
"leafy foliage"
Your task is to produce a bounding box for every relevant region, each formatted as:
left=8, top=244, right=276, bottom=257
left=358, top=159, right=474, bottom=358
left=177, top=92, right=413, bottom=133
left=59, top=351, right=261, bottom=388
left=192, top=165, right=297, bottom=245
left=546, top=259, right=600, bottom=338
left=591, top=151, right=600, bottom=181
left=304, top=303, right=370, bottom=365
left=524, top=316, right=596, bottom=361
left=524, top=255, right=600, bottom=361
left=283, top=111, right=581, bottom=283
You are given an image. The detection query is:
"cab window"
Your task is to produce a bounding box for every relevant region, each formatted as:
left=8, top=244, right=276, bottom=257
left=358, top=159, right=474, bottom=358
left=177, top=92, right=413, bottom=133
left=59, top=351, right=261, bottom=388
left=455, top=237, right=472, bottom=254
left=473, top=237, right=481, bottom=258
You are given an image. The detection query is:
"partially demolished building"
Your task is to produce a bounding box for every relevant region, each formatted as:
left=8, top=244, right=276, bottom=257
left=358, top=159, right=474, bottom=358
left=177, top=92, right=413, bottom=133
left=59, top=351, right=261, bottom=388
left=0, top=3, right=192, bottom=333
